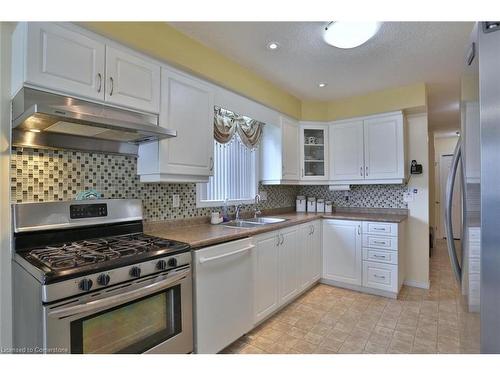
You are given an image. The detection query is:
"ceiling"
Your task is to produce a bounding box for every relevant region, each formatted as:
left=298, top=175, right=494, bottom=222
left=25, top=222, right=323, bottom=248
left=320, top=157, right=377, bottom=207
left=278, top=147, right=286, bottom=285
left=170, top=22, right=474, bottom=130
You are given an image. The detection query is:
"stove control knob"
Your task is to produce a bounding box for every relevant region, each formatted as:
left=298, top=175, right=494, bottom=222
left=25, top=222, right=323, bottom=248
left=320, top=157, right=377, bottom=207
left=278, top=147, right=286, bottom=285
left=97, top=273, right=111, bottom=286
left=130, top=266, right=141, bottom=278
left=156, top=260, right=167, bottom=271
left=78, top=278, right=93, bottom=292
left=167, top=258, right=178, bottom=268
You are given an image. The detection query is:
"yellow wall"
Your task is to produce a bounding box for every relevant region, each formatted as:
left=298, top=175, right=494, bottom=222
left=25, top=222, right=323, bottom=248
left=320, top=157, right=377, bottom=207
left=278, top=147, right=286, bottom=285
left=83, top=22, right=302, bottom=119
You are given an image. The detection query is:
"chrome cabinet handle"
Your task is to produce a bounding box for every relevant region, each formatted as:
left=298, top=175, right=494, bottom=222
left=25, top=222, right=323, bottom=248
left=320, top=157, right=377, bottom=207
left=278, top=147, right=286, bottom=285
left=372, top=227, right=385, bottom=231
left=312, top=225, right=315, bottom=234
left=372, top=254, right=386, bottom=259
left=109, top=77, right=114, bottom=96
left=373, top=274, right=386, bottom=279
left=97, top=73, right=102, bottom=93
left=373, top=240, right=386, bottom=245
left=365, top=166, right=368, bottom=176
left=357, top=225, right=361, bottom=235
left=301, top=168, right=304, bottom=177
left=276, top=235, right=280, bottom=246
left=360, top=166, right=363, bottom=176
left=209, top=156, right=214, bottom=171
left=280, top=234, right=284, bottom=245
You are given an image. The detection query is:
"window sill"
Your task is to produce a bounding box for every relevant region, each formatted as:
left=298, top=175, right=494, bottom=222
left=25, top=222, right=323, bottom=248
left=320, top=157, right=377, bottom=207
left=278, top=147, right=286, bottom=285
left=196, top=198, right=255, bottom=209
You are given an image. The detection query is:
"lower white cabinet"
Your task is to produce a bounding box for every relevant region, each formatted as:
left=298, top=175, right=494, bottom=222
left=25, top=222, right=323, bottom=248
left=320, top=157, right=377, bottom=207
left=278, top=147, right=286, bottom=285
left=322, top=219, right=362, bottom=286
left=362, top=261, right=398, bottom=292
left=278, top=226, right=299, bottom=305
left=298, top=221, right=322, bottom=290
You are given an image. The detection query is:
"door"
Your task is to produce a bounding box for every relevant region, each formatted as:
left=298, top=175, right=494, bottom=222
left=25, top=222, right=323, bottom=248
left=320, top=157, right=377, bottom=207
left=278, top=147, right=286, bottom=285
left=363, top=114, right=404, bottom=180
left=159, top=68, right=214, bottom=178
left=329, top=120, right=365, bottom=181
left=440, top=154, right=462, bottom=239
left=278, top=227, right=299, bottom=305
left=281, top=117, right=300, bottom=180
left=194, top=239, right=254, bottom=354
left=105, top=46, right=160, bottom=113
left=300, top=124, right=329, bottom=180
left=254, top=232, right=280, bottom=323
left=322, top=220, right=362, bottom=286
left=26, top=23, right=105, bottom=101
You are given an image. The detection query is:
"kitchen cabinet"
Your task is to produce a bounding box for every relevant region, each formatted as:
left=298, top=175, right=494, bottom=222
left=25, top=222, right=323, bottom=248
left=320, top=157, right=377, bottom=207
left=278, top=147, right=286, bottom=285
left=104, top=46, right=160, bottom=113
left=329, top=111, right=406, bottom=184
left=329, top=119, right=365, bottom=181
left=299, top=123, right=329, bottom=181
left=278, top=226, right=299, bottom=305
left=298, top=220, right=322, bottom=291
left=137, top=68, right=215, bottom=182
left=253, top=232, right=280, bottom=323
left=260, top=116, right=300, bottom=184
left=20, top=22, right=106, bottom=101
left=322, top=219, right=362, bottom=286
left=15, top=23, right=161, bottom=114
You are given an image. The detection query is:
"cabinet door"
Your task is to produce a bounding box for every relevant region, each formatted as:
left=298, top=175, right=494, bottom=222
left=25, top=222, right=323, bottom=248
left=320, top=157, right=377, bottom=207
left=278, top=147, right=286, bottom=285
left=281, top=117, right=300, bottom=180
left=311, top=220, right=322, bottom=282
left=278, top=227, right=299, bottom=305
left=329, top=120, right=365, bottom=181
left=159, top=68, right=214, bottom=177
left=363, top=114, right=404, bottom=180
left=298, top=224, right=313, bottom=291
left=105, top=46, right=160, bottom=113
left=300, top=125, right=329, bottom=180
left=322, top=220, right=362, bottom=286
left=26, top=23, right=105, bottom=101
left=254, top=233, right=280, bottom=324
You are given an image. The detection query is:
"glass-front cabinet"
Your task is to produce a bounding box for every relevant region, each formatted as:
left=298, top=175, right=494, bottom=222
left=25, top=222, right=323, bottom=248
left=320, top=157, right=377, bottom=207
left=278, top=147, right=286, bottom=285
left=299, top=123, right=329, bottom=181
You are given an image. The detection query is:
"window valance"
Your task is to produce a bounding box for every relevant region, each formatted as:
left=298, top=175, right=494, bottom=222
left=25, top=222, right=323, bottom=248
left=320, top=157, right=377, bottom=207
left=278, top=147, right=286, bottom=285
left=214, top=106, right=264, bottom=149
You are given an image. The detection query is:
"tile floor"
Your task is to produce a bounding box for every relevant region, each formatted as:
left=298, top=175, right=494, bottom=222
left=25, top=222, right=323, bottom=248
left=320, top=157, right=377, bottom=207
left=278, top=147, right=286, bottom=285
left=222, top=239, right=480, bottom=354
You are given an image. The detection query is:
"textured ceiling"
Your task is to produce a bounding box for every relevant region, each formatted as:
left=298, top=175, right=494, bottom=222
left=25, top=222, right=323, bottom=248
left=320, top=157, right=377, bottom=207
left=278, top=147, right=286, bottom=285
left=170, top=22, right=474, bottom=130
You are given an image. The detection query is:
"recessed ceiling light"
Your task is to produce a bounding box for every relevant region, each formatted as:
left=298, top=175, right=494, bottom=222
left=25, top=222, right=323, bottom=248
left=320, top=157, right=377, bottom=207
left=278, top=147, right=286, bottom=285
left=267, top=42, right=279, bottom=50
left=318, top=83, right=327, bottom=88
left=29, top=129, right=41, bottom=133
left=324, top=21, right=382, bottom=49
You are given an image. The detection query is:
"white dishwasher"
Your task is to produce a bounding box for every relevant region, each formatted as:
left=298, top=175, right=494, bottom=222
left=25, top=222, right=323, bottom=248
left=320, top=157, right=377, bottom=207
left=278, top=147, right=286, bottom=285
left=193, top=237, right=254, bottom=354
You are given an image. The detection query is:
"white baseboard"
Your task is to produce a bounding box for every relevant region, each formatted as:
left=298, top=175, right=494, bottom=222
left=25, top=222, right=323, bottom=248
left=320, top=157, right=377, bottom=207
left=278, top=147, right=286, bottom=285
left=403, top=279, right=430, bottom=289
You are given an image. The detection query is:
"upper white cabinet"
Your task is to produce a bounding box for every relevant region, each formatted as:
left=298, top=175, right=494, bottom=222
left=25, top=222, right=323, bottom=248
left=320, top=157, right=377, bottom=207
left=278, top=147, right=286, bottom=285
left=322, top=219, right=362, bottom=286
left=300, top=123, right=329, bottom=181
left=329, top=119, right=364, bottom=181
left=104, top=46, right=160, bottom=113
left=22, top=22, right=105, bottom=101
left=138, top=68, right=215, bottom=182
left=330, top=111, right=406, bottom=184
left=363, top=114, right=404, bottom=180
left=260, top=116, right=300, bottom=184
left=14, top=23, right=161, bottom=114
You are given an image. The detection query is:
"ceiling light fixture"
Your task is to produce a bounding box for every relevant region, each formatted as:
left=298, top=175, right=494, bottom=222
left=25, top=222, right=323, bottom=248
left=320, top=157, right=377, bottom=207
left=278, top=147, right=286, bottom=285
left=318, top=83, right=327, bottom=88
left=267, top=42, right=279, bottom=50
left=323, top=21, right=381, bottom=49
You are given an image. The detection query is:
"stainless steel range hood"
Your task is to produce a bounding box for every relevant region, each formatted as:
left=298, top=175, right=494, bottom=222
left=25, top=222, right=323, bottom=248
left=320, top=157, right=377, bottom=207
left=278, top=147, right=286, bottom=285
left=12, top=87, right=176, bottom=155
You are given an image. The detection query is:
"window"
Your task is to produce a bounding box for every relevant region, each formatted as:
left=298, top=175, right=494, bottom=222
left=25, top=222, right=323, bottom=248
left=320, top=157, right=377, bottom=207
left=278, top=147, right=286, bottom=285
left=196, top=135, right=258, bottom=208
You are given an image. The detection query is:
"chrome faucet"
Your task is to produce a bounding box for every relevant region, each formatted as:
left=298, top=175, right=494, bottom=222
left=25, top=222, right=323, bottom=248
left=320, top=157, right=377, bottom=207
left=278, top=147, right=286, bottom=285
left=254, top=194, right=262, bottom=218
left=235, top=204, right=243, bottom=220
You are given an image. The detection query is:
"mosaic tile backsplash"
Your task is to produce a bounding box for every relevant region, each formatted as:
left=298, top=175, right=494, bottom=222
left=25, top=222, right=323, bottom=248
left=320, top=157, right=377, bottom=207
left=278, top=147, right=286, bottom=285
left=10, top=147, right=299, bottom=221
left=299, top=184, right=407, bottom=209
left=10, top=147, right=406, bottom=221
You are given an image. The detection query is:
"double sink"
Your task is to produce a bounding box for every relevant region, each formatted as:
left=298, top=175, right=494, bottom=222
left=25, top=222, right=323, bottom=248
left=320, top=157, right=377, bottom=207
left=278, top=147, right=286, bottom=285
left=222, top=217, right=288, bottom=228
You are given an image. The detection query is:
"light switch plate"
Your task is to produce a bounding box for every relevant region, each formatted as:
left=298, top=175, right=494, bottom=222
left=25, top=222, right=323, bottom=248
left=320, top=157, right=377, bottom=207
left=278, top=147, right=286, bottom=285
left=172, top=194, right=180, bottom=208
left=403, top=191, right=414, bottom=203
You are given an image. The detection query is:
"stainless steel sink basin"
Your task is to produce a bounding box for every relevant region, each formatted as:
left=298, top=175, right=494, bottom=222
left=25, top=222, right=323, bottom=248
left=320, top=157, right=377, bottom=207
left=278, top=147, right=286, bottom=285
left=243, top=217, right=288, bottom=224
left=222, top=217, right=288, bottom=229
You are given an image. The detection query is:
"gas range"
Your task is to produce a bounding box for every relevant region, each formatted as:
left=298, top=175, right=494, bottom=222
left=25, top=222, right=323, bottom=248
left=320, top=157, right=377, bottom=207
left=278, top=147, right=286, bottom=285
left=12, top=199, right=193, bottom=354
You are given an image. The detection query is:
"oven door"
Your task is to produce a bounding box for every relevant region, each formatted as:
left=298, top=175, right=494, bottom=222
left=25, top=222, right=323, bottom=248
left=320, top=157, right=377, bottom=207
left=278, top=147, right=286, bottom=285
left=43, top=267, right=192, bottom=354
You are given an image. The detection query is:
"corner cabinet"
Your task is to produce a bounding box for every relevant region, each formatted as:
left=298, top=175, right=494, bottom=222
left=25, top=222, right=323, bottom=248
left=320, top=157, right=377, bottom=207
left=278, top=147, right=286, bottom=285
left=299, top=123, right=329, bottom=181
left=138, top=68, right=215, bottom=182
left=260, top=117, right=300, bottom=184
left=329, top=111, right=406, bottom=185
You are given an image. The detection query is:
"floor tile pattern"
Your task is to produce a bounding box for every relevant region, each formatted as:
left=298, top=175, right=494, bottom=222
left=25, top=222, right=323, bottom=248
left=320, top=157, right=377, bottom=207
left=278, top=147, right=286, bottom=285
left=223, top=239, right=480, bottom=354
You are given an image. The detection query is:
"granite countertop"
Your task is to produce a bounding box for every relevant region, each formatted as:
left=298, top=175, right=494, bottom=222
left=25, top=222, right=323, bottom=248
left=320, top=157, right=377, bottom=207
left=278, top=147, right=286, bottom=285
left=145, top=208, right=408, bottom=249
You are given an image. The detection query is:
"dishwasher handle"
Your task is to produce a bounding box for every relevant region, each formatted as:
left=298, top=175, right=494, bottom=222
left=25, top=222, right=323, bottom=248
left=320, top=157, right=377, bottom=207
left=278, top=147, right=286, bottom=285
left=198, top=245, right=255, bottom=264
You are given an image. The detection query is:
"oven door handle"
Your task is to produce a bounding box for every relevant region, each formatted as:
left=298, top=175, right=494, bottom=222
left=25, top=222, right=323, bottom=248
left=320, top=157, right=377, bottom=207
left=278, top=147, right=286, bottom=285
left=47, top=268, right=190, bottom=319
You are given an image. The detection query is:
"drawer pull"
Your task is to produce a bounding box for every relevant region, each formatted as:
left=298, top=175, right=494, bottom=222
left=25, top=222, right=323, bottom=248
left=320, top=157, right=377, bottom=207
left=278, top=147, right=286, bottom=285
left=373, top=240, right=387, bottom=245
left=373, top=274, right=386, bottom=279
left=373, top=227, right=386, bottom=231
left=372, top=254, right=387, bottom=259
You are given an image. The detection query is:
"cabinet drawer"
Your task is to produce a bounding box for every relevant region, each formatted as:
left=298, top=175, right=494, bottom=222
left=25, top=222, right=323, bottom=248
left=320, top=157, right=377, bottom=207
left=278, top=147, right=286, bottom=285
left=362, top=248, right=398, bottom=265
left=363, top=221, right=398, bottom=236
left=362, top=235, right=398, bottom=251
left=362, top=261, right=398, bottom=292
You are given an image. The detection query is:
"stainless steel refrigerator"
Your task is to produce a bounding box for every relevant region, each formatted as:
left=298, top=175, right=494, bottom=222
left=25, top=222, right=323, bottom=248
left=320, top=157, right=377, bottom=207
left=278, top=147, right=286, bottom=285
left=445, top=21, right=500, bottom=353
